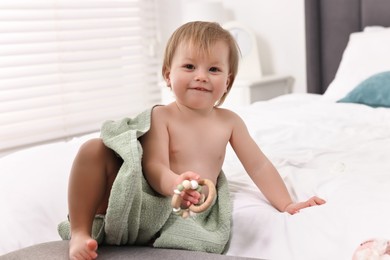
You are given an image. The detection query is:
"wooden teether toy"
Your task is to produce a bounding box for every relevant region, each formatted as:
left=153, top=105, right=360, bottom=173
left=171, top=179, right=216, bottom=218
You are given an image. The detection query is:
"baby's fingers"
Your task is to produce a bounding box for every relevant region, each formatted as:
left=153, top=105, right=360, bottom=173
left=175, top=171, right=200, bottom=186
left=182, top=190, right=201, bottom=205
left=285, top=196, right=326, bottom=215
left=181, top=171, right=200, bottom=181
left=298, top=196, right=325, bottom=210
left=307, top=196, right=326, bottom=206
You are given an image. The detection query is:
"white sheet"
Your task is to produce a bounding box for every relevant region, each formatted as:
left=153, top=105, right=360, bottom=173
left=225, top=94, right=390, bottom=260
left=0, top=133, right=99, bottom=255
left=1, top=94, right=390, bottom=260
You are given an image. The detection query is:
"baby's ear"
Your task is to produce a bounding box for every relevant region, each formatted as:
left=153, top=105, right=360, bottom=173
left=163, top=69, right=171, bottom=86
left=226, top=74, right=231, bottom=87
left=165, top=78, right=171, bottom=87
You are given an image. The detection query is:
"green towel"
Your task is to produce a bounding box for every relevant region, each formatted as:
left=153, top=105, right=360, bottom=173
left=153, top=173, right=231, bottom=253
left=58, top=107, right=232, bottom=254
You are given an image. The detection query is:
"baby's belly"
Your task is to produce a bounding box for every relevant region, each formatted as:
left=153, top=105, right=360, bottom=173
left=169, top=157, right=223, bottom=184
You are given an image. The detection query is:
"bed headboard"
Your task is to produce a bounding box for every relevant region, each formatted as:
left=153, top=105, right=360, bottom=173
left=305, top=0, right=390, bottom=94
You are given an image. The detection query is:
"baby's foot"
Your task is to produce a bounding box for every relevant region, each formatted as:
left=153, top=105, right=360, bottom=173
left=386, top=241, right=390, bottom=254
left=69, top=233, right=98, bottom=260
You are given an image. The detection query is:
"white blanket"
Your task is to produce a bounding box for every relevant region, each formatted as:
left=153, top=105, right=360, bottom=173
left=1, top=93, right=390, bottom=260
left=225, top=94, right=390, bottom=260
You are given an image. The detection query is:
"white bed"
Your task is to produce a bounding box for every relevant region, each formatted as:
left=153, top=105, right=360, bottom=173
left=2, top=1, right=390, bottom=259
left=1, top=92, right=390, bottom=259
left=227, top=94, right=390, bottom=259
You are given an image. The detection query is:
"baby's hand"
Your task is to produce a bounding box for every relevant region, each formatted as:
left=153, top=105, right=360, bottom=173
left=284, top=196, right=326, bottom=215
left=174, top=171, right=201, bottom=208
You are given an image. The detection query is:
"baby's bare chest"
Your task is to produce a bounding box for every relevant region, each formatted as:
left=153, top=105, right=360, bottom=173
left=168, top=122, right=230, bottom=160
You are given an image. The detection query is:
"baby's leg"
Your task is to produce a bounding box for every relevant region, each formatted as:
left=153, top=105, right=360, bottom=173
left=67, top=138, right=122, bottom=260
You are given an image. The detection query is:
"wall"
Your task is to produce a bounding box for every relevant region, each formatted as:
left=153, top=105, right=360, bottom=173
left=156, top=0, right=307, bottom=93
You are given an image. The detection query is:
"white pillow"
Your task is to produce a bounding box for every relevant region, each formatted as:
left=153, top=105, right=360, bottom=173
left=0, top=132, right=99, bottom=255
left=363, top=26, right=385, bottom=32
left=323, top=27, right=390, bottom=101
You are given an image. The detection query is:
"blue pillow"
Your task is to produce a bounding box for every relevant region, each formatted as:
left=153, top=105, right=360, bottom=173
left=337, top=71, right=390, bottom=108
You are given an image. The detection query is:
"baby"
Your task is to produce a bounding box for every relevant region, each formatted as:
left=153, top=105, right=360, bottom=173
left=62, top=21, right=325, bottom=260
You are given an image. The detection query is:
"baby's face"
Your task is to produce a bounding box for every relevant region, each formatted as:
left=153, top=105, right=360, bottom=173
left=164, top=40, right=231, bottom=110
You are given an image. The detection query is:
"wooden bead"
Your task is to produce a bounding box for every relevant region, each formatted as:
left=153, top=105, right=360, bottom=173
left=182, top=210, right=189, bottom=219
left=190, top=180, right=199, bottom=189
left=177, top=184, right=184, bottom=191
left=171, top=194, right=182, bottom=209
left=182, top=180, right=191, bottom=190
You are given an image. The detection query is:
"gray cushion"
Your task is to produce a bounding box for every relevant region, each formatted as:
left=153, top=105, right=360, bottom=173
left=1, top=241, right=260, bottom=260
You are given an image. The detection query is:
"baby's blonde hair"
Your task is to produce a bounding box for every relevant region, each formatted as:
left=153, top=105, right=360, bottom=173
left=162, top=21, right=240, bottom=106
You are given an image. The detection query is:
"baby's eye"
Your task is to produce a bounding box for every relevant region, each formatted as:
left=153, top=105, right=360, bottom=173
left=209, top=67, right=220, bottom=72
left=184, top=64, right=195, bottom=70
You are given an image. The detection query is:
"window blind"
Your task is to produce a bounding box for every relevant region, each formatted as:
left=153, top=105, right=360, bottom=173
left=0, top=0, right=160, bottom=154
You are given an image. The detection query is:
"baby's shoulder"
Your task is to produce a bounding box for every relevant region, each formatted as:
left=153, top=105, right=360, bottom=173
left=149, top=105, right=173, bottom=126
left=151, top=104, right=174, bottom=117
left=215, top=107, right=242, bottom=121
left=214, top=108, right=248, bottom=132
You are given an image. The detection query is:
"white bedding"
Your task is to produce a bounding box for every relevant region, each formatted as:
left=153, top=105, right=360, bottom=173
left=1, top=93, right=390, bottom=260
left=226, top=94, right=390, bottom=260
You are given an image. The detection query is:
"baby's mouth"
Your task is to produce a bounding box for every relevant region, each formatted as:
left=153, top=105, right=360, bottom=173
left=192, top=87, right=210, bottom=92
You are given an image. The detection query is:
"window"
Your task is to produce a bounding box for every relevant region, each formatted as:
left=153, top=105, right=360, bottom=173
left=0, top=0, right=160, bottom=154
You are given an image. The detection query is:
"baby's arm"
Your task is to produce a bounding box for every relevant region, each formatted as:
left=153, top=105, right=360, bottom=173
left=228, top=112, right=325, bottom=213
left=140, top=107, right=201, bottom=205
left=140, top=107, right=180, bottom=196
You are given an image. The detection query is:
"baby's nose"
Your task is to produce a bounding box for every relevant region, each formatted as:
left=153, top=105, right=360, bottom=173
left=194, top=70, right=208, bottom=82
